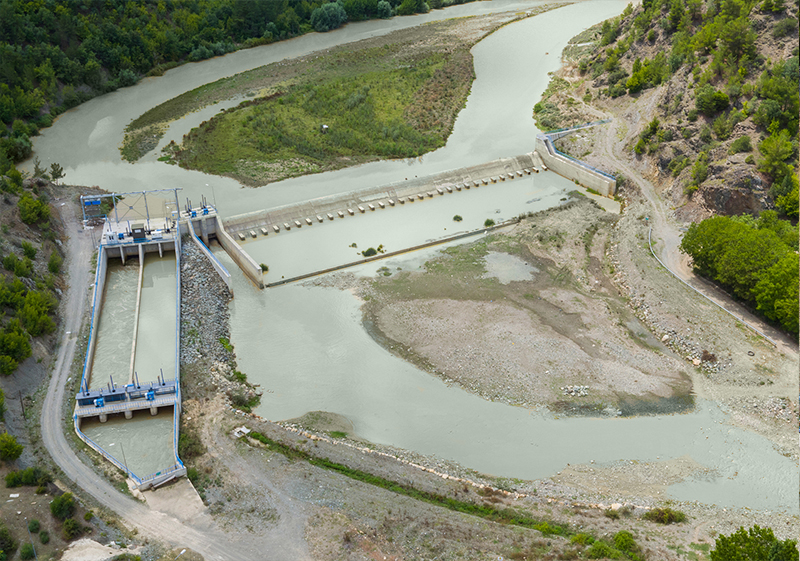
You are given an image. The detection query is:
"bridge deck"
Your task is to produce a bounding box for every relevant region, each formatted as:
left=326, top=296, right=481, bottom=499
left=75, top=394, right=178, bottom=419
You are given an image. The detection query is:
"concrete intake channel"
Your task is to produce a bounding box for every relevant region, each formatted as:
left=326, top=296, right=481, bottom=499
left=76, top=229, right=184, bottom=489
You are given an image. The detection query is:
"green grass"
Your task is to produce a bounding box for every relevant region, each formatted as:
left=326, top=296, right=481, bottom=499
left=247, top=430, right=571, bottom=535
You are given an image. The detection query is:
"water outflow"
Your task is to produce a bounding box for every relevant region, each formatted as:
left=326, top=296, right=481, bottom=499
left=89, top=259, right=139, bottom=388
left=132, top=254, right=178, bottom=383
left=215, top=248, right=796, bottom=512
left=80, top=407, right=176, bottom=479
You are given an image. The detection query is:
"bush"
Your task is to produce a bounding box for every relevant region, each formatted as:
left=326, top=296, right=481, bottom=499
left=710, top=525, right=798, bottom=561
left=19, top=543, right=35, bottom=560
left=729, top=135, right=752, bottom=154
left=586, top=541, right=623, bottom=559
left=62, top=518, right=82, bottom=540
left=0, top=432, right=23, bottom=461
left=259, top=263, right=268, bottom=272
left=362, top=247, right=377, bottom=257
left=484, top=219, right=495, bottom=227
left=642, top=506, right=686, bottom=524
left=38, top=530, right=49, bottom=544
left=570, top=533, right=595, bottom=545
left=48, top=251, right=62, bottom=274
left=0, top=524, right=16, bottom=557
left=17, top=194, right=50, bottom=225
left=27, top=520, right=39, bottom=533
left=377, top=1, right=392, bottom=18
left=773, top=17, right=798, bottom=38
left=21, top=242, right=36, bottom=259
left=452, top=215, right=462, bottom=222
left=84, top=511, right=93, bottom=522
left=310, top=2, right=348, bottom=32
left=50, top=492, right=76, bottom=521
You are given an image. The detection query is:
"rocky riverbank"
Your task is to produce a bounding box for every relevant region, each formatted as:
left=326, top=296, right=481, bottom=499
left=179, top=239, right=259, bottom=406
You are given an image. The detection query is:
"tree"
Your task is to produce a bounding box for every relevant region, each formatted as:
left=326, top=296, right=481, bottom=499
left=0, top=432, right=23, bottom=462
left=753, top=253, right=799, bottom=335
left=377, top=1, right=392, bottom=18
left=758, top=129, right=794, bottom=185
left=50, top=492, right=76, bottom=521
left=310, top=2, right=348, bottom=32
left=710, top=525, right=798, bottom=561
left=49, top=162, right=64, bottom=184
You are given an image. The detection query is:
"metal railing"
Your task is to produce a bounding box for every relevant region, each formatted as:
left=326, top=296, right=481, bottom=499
left=550, top=143, right=617, bottom=180
left=79, top=246, right=105, bottom=394
left=542, top=119, right=611, bottom=136
left=74, top=395, right=178, bottom=417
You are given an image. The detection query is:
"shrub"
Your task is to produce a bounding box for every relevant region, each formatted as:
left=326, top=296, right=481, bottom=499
left=50, top=492, right=76, bottom=521
left=452, top=215, right=463, bottom=222
left=27, top=520, right=39, bottom=533
left=604, top=508, right=620, bottom=519
left=642, top=506, right=686, bottom=524
left=729, top=135, right=752, bottom=154
left=259, top=263, right=268, bottom=272
left=586, top=541, right=623, bottom=559
left=773, top=17, right=798, bottom=38
left=0, top=432, right=23, bottom=461
left=362, top=247, right=377, bottom=257
left=84, top=511, right=93, bottom=522
left=48, top=251, right=62, bottom=274
left=38, top=530, right=49, bottom=544
left=0, top=524, right=16, bottom=557
left=62, top=518, right=82, bottom=540
left=570, top=533, right=595, bottom=545
left=21, top=242, right=36, bottom=259
left=377, top=1, right=392, bottom=18
left=484, top=219, right=495, bottom=227
left=710, top=525, right=798, bottom=561
left=17, top=194, right=50, bottom=225
left=310, top=2, right=348, bottom=32
left=20, top=543, right=35, bottom=560
left=614, top=531, right=642, bottom=556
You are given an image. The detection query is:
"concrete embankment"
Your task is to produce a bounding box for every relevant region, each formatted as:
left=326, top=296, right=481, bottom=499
left=215, top=218, right=264, bottom=289
left=223, top=153, right=540, bottom=236
left=534, top=132, right=616, bottom=196
left=186, top=219, right=233, bottom=293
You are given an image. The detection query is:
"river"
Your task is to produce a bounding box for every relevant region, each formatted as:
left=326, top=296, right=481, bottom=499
left=27, top=0, right=797, bottom=511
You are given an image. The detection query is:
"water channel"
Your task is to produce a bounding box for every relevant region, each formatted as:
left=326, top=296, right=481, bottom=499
left=132, top=254, right=178, bottom=383
left=89, top=259, right=138, bottom=388
left=27, top=0, right=797, bottom=511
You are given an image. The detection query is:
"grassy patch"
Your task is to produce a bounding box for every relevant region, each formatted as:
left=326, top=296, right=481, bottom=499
left=247, top=430, right=571, bottom=535
left=642, top=506, right=686, bottom=524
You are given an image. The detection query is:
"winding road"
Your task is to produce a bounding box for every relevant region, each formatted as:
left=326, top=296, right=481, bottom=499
left=41, top=202, right=307, bottom=560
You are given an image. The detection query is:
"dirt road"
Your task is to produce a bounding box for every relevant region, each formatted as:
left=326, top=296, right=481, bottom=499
left=40, top=200, right=306, bottom=561
left=590, top=95, right=798, bottom=357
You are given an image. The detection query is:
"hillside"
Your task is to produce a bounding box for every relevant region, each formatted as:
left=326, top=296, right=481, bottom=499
left=534, top=0, right=798, bottom=220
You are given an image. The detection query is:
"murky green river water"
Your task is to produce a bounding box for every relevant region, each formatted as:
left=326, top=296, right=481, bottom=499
left=27, top=0, right=796, bottom=510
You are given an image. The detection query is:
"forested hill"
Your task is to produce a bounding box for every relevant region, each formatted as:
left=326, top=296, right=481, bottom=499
left=536, top=0, right=798, bottom=220
left=0, top=0, right=461, bottom=183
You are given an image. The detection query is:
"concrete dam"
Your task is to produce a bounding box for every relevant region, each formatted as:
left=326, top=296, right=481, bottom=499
left=75, top=137, right=615, bottom=489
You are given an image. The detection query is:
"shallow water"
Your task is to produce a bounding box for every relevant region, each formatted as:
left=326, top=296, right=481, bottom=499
left=482, top=251, right=539, bottom=283
left=216, top=247, right=796, bottom=512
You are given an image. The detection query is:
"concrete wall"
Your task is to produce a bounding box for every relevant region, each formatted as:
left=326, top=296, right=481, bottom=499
left=81, top=245, right=109, bottom=393
left=535, top=134, right=616, bottom=197
left=186, top=219, right=233, bottom=293
left=223, top=153, right=540, bottom=235
left=215, top=217, right=264, bottom=289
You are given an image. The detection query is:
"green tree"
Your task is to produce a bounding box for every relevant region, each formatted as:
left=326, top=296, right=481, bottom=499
left=710, top=525, right=799, bottom=561
left=0, top=523, right=17, bottom=558
left=50, top=492, right=76, bottom=521
left=310, top=2, right=348, bottom=32
left=753, top=253, right=799, bottom=335
left=757, top=129, right=794, bottom=185
left=49, top=162, right=64, bottom=184
left=0, top=432, right=23, bottom=462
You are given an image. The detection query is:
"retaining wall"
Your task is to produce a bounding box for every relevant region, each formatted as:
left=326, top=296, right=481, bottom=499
left=80, top=244, right=109, bottom=393
left=215, top=217, right=264, bottom=288
left=186, top=219, right=233, bottom=293
left=535, top=134, right=616, bottom=196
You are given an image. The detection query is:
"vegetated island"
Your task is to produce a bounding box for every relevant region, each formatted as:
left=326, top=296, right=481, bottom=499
left=122, top=7, right=561, bottom=184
